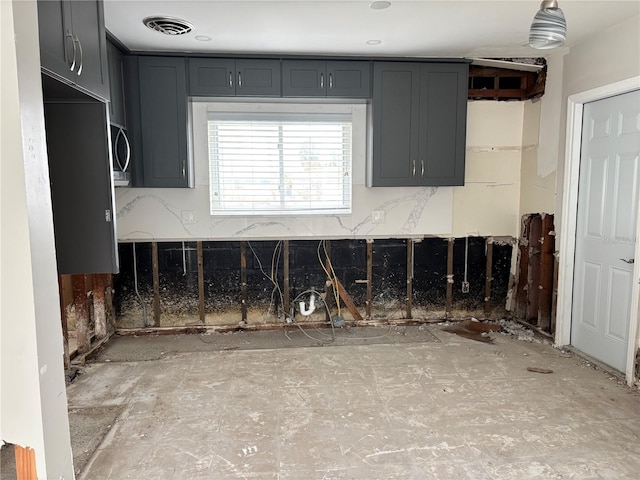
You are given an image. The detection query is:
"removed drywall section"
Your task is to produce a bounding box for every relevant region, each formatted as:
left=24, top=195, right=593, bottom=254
left=114, top=237, right=513, bottom=329
left=453, top=101, right=524, bottom=237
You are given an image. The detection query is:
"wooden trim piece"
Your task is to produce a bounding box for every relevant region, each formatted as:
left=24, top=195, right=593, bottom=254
left=152, top=241, right=161, bottom=327
left=446, top=238, right=454, bottom=317
left=283, top=240, right=290, bottom=319
left=406, top=239, right=413, bottom=319
left=72, top=274, right=90, bottom=354
left=93, top=274, right=107, bottom=339
left=197, top=241, right=205, bottom=324
left=335, top=278, right=363, bottom=321
left=240, top=241, right=248, bottom=324
left=366, top=241, right=373, bottom=319
left=551, top=252, right=559, bottom=335
left=72, top=331, right=114, bottom=366
left=14, top=445, right=37, bottom=480
left=484, top=238, right=494, bottom=317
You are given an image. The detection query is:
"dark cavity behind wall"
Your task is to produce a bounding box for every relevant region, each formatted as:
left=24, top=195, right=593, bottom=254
left=114, top=238, right=513, bottom=328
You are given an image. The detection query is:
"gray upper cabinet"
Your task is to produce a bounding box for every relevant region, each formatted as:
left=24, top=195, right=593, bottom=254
left=282, top=60, right=371, bottom=98
left=136, top=56, right=192, bottom=188
left=189, top=58, right=281, bottom=97
left=107, top=41, right=125, bottom=127
left=37, top=0, right=109, bottom=100
left=44, top=101, right=118, bottom=274
left=370, top=62, right=468, bottom=187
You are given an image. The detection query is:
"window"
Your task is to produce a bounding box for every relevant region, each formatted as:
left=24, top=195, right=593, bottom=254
left=207, top=111, right=352, bottom=215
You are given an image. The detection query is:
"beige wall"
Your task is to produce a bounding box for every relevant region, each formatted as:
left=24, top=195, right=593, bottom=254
left=452, top=101, right=524, bottom=237
left=519, top=100, right=556, bottom=218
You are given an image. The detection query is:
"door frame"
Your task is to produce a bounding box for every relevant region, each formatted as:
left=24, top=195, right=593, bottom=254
left=556, top=76, right=640, bottom=385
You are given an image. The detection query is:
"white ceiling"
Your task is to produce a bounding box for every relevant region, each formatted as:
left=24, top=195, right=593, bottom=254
left=104, top=0, right=640, bottom=59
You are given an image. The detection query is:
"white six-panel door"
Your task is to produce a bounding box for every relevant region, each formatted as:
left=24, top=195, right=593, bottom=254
left=572, top=90, right=640, bottom=372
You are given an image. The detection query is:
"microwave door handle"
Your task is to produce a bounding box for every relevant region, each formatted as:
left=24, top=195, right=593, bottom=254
left=114, top=128, right=129, bottom=171
left=121, top=129, right=131, bottom=172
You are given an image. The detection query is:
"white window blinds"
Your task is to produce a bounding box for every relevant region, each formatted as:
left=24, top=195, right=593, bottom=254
left=208, top=112, right=352, bottom=215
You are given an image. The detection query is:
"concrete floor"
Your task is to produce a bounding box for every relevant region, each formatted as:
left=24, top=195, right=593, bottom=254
left=62, top=324, right=639, bottom=479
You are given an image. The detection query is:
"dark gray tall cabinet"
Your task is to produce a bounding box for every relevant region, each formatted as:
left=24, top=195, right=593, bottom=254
left=371, top=62, right=468, bottom=186
left=44, top=101, right=119, bottom=274
left=129, top=56, right=192, bottom=188
left=37, top=0, right=109, bottom=100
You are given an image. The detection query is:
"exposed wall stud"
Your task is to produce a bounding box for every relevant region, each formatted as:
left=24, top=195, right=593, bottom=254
left=551, top=252, right=559, bottom=334
left=538, top=214, right=555, bottom=331
left=527, top=215, right=542, bottom=323
left=515, top=215, right=532, bottom=319
left=484, top=238, right=494, bottom=317
left=284, top=240, right=290, bottom=319
left=152, top=241, right=161, bottom=327
left=366, top=241, right=373, bottom=319
left=93, top=273, right=107, bottom=339
left=406, top=239, right=413, bottom=319
left=72, top=274, right=90, bottom=354
left=323, top=240, right=332, bottom=323
left=105, top=274, right=115, bottom=334
left=197, top=241, right=205, bottom=324
left=446, top=238, right=454, bottom=316
left=240, top=241, right=248, bottom=324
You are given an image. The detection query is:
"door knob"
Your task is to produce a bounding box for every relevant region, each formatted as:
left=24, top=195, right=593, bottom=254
left=619, top=258, right=635, bottom=264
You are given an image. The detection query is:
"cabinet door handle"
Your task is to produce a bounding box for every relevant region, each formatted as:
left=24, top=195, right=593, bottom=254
left=67, top=31, right=77, bottom=71
left=238, top=71, right=242, bottom=88
left=421, top=160, right=424, bottom=177
left=320, top=73, right=324, bottom=89
left=75, top=35, right=83, bottom=75
left=329, top=73, right=333, bottom=90
left=412, top=160, right=416, bottom=177
left=229, top=72, right=233, bottom=88
left=182, top=160, right=186, bottom=179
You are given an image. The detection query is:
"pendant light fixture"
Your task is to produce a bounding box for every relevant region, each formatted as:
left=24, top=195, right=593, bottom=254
left=529, top=0, right=567, bottom=49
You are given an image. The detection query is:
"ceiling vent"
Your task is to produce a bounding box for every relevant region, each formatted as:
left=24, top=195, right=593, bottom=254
left=143, top=16, right=193, bottom=36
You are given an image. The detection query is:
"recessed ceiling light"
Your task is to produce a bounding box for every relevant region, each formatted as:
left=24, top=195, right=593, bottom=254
left=370, top=1, right=391, bottom=10
left=366, top=39, right=382, bottom=45
left=195, top=35, right=211, bottom=42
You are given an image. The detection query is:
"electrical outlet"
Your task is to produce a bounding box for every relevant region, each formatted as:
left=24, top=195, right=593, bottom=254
left=461, top=281, right=470, bottom=294
left=181, top=210, right=196, bottom=224
left=371, top=210, right=385, bottom=224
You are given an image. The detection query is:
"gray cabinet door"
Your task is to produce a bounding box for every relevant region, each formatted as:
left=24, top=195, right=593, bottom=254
left=189, top=58, right=281, bottom=97
left=44, top=102, right=118, bottom=274
left=327, top=61, right=371, bottom=98
left=282, top=60, right=326, bottom=97
left=236, top=59, right=281, bottom=96
left=38, top=0, right=74, bottom=82
left=37, top=0, right=109, bottom=100
left=371, top=62, right=420, bottom=187
left=70, top=0, right=109, bottom=100
left=189, top=58, right=235, bottom=96
left=107, top=42, right=125, bottom=127
left=138, top=56, right=191, bottom=187
left=418, top=63, right=468, bottom=186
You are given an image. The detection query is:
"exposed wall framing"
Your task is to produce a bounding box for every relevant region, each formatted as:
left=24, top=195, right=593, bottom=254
left=58, top=273, right=115, bottom=368
left=468, top=65, right=546, bottom=101
left=114, top=237, right=514, bottom=329
left=513, top=214, right=557, bottom=334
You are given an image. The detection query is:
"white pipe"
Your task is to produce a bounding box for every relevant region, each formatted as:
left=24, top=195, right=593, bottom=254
left=299, top=294, right=316, bottom=316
